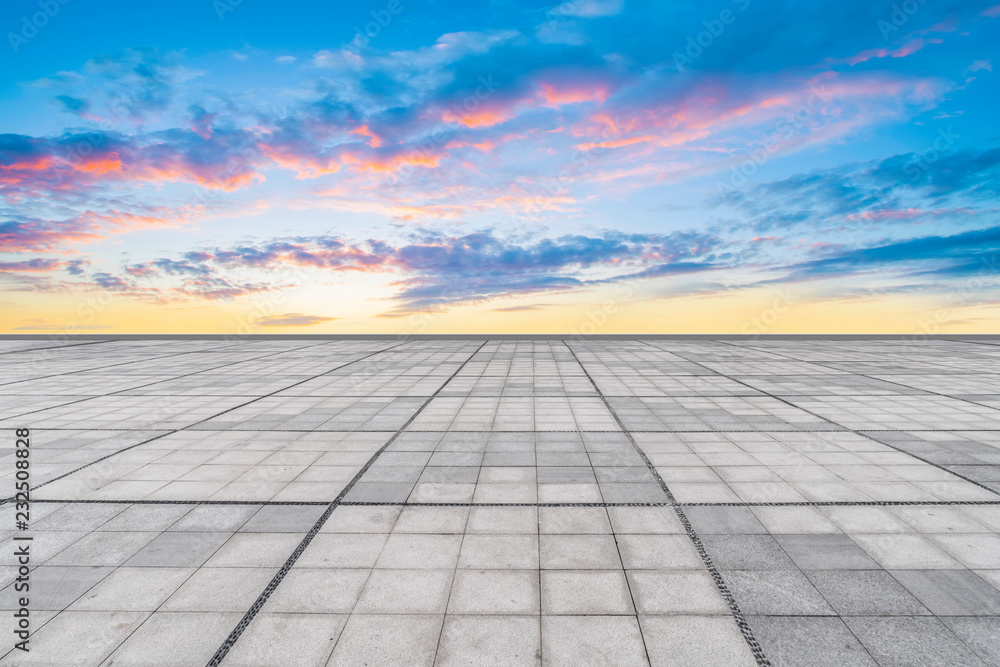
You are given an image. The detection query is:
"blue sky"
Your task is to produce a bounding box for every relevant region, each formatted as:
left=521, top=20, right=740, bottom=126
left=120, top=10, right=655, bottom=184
left=1, top=0, right=999, bottom=332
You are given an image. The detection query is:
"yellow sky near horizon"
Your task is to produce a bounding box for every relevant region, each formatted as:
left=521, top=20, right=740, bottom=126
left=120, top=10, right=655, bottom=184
left=3, top=284, right=998, bottom=336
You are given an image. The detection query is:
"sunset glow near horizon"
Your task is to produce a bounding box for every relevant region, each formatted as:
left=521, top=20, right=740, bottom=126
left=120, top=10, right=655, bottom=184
left=1, top=0, right=999, bottom=334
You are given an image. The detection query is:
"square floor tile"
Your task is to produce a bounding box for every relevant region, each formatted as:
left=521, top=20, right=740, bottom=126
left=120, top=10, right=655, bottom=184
left=447, top=569, right=539, bottom=614
left=540, top=570, right=634, bottom=615
left=326, top=614, right=443, bottom=667
left=640, top=615, right=757, bottom=667
left=543, top=616, right=646, bottom=666
left=844, top=616, right=988, bottom=667
left=437, top=615, right=541, bottom=666
left=627, top=570, right=729, bottom=615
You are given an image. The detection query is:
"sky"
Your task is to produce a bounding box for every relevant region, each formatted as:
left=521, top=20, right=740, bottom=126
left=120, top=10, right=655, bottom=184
left=1, top=0, right=999, bottom=334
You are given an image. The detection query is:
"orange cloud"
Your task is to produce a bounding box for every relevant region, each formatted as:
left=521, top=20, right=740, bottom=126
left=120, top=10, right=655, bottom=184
left=442, top=108, right=514, bottom=128
left=349, top=125, right=382, bottom=147
left=538, top=82, right=609, bottom=109
left=260, top=144, right=341, bottom=179
left=344, top=150, right=443, bottom=173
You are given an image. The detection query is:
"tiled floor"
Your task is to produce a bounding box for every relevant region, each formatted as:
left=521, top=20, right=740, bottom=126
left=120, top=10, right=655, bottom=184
left=1, top=337, right=1000, bottom=666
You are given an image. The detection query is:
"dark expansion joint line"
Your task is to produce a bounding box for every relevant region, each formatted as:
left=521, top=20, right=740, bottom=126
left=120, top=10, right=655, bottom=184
left=204, top=339, right=489, bottom=667
left=563, top=340, right=772, bottom=667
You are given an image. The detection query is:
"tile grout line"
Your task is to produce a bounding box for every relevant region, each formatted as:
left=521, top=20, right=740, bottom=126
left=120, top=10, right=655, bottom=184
left=720, top=336, right=1000, bottom=418
left=182, top=341, right=413, bottom=430
left=670, top=340, right=1000, bottom=499
left=94, top=339, right=340, bottom=397
left=0, top=338, right=114, bottom=358
left=0, top=341, right=264, bottom=390
left=204, top=339, right=489, bottom=667
left=604, top=504, right=654, bottom=665
left=0, top=342, right=399, bottom=506
left=564, top=341, right=772, bottom=667
left=429, top=503, right=472, bottom=665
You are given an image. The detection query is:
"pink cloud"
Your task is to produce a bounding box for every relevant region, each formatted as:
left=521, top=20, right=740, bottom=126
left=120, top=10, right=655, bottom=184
left=832, top=38, right=944, bottom=66
left=537, top=82, right=609, bottom=108
left=349, top=125, right=383, bottom=147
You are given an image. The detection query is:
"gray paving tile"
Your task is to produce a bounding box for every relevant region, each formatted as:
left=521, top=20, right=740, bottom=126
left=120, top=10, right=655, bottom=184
left=616, top=534, right=703, bottom=569
left=538, top=507, right=611, bottom=534
left=598, top=482, right=670, bottom=503
left=543, top=616, right=646, bottom=666
left=721, top=570, right=835, bottom=615
left=447, top=569, right=540, bottom=614
left=341, top=482, right=414, bottom=503
left=804, top=570, right=931, bottom=616
left=355, top=569, right=454, bottom=614
left=683, top=506, right=769, bottom=535
left=890, top=569, right=1000, bottom=615
left=627, top=570, right=729, bottom=615
left=223, top=613, right=347, bottom=667
left=458, top=534, right=539, bottom=569
left=942, top=617, right=1000, bottom=666
left=161, top=567, right=275, bottom=612
left=103, top=611, right=242, bottom=666
left=4, top=610, right=148, bottom=666
left=392, top=506, right=469, bottom=534
left=326, top=614, right=443, bottom=666
left=466, top=507, right=538, bottom=534
left=204, top=533, right=303, bottom=567
left=374, top=533, right=463, bottom=569
left=748, top=616, right=877, bottom=667
left=540, top=569, right=635, bottom=615
left=775, top=534, right=880, bottom=570
left=640, top=615, right=757, bottom=667
left=0, top=566, right=113, bottom=611
left=47, top=531, right=159, bottom=567
left=539, top=534, right=622, bottom=569
left=700, top=535, right=797, bottom=570
left=124, top=531, right=231, bottom=568
left=98, top=505, right=192, bottom=532
left=437, top=615, right=541, bottom=666
left=844, top=616, right=988, bottom=667
left=70, top=567, right=194, bottom=612
left=263, top=569, right=370, bottom=613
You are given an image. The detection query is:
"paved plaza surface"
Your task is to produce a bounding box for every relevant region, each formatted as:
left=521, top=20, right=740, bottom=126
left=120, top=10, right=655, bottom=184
left=1, top=337, right=1000, bottom=666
